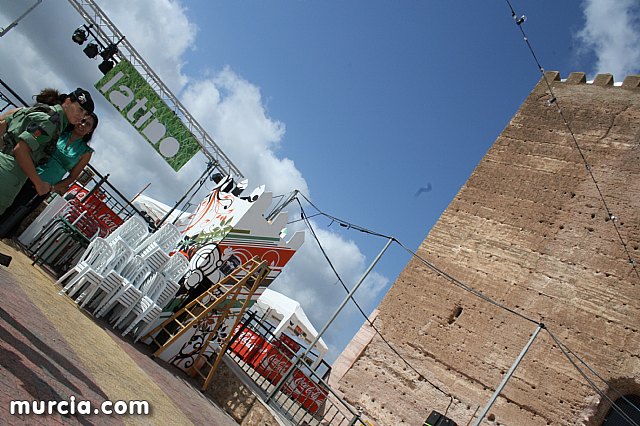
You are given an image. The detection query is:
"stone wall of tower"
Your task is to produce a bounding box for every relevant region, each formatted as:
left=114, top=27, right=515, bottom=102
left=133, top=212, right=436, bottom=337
left=334, top=72, right=640, bottom=426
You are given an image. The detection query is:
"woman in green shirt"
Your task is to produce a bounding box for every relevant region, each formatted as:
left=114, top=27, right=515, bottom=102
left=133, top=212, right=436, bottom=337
left=0, top=112, right=98, bottom=238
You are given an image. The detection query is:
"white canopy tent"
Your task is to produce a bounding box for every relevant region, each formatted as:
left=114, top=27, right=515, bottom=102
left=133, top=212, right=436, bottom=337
left=132, top=194, right=193, bottom=231
left=255, top=289, right=328, bottom=366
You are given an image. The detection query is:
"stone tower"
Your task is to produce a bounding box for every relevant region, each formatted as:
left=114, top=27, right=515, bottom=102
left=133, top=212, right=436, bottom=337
left=332, top=72, right=640, bottom=425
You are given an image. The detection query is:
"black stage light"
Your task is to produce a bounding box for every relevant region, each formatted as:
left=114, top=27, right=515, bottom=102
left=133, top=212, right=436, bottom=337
left=98, top=59, right=114, bottom=74
left=72, top=27, right=87, bottom=45
left=100, top=43, right=119, bottom=60
left=83, top=42, right=99, bottom=58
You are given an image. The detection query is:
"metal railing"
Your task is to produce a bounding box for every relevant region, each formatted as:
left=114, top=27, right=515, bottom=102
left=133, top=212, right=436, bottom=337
left=226, top=311, right=366, bottom=426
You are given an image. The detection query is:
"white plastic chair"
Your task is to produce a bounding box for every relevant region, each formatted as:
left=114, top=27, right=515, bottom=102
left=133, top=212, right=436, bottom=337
left=63, top=238, right=133, bottom=302
left=114, top=252, right=185, bottom=333
left=93, top=256, right=153, bottom=320
left=77, top=253, right=144, bottom=311
left=119, top=278, right=181, bottom=341
left=160, top=252, right=189, bottom=282
left=136, top=223, right=181, bottom=257
left=56, top=237, right=113, bottom=288
left=141, top=247, right=170, bottom=272
left=106, top=215, right=149, bottom=248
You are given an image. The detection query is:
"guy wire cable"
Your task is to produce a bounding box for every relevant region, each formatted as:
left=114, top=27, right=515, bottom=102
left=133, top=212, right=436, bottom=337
left=546, top=329, right=640, bottom=426
left=294, top=192, right=635, bottom=422
left=298, top=192, right=393, bottom=239
left=286, top=211, right=322, bottom=225
left=548, top=329, right=640, bottom=418
left=394, top=239, right=540, bottom=326
left=294, top=197, right=454, bottom=404
left=296, top=191, right=540, bottom=325
left=504, top=0, right=639, bottom=282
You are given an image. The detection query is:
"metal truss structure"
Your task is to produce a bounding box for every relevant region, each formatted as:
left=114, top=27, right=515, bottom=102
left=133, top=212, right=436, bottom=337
left=67, top=0, right=244, bottom=178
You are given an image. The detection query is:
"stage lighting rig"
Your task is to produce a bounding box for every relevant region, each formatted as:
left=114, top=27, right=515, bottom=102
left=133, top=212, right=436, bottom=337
left=71, top=24, right=124, bottom=74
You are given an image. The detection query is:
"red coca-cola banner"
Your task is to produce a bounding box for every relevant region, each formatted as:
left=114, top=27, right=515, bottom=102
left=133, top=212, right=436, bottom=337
left=66, top=184, right=124, bottom=234
left=230, top=326, right=328, bottom=414
left=256, top=350, right=328, bottom=414
left=279, top=333, right=302, bottom=355
left=230, top=326, right=271, bottom=366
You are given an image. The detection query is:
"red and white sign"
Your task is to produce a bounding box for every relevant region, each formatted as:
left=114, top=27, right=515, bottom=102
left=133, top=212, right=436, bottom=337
left=66, top=184, right=124, bottom=234
left=230, top=325, right=327, bottom=414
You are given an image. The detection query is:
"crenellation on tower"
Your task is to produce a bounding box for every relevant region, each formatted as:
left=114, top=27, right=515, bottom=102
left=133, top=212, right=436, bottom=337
left=593, top=73, right=614, bottom=86
left=622, top=75, right=640, bottom=88
left=565, top=72, right=587, bottom=84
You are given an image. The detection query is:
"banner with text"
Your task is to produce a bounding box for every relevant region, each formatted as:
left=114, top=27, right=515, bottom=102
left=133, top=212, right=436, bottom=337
left=95, top=59, right=200, bottom=171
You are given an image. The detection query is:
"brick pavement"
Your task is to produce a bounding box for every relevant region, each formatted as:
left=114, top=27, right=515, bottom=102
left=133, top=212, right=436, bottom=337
left=0, top=241, right=239, bottom=426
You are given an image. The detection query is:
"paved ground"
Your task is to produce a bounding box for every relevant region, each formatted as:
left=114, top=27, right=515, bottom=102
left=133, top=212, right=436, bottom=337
left=0, top=240, right=239, bottom=426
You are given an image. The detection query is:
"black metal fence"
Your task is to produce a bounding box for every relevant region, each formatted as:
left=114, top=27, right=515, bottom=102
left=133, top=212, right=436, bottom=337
left=226, top=311, right=366, bottom=426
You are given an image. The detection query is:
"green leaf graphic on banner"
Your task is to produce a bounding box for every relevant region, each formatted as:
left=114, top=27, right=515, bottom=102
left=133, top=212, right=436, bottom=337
left=95, top=59, right=200, bottom=171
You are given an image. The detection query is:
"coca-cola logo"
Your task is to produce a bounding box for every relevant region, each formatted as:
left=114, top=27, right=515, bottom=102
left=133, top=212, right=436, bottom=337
left=97, top=212, right=119, bottom=232
left=285, top=376, right=326, bottom=403
left=236, top=332, right=261, bottom=350
left=68, top=188, right=89, bottom=199
left=261, top=354, right=291, bottom=375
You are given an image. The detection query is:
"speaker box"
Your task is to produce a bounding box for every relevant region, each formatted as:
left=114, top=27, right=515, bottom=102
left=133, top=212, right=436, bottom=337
left=424, top=410, right=457, bottom=426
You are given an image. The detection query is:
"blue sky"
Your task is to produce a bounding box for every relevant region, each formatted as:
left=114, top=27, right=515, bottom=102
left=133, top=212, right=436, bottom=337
left=1, top=0, right=639, bottom=361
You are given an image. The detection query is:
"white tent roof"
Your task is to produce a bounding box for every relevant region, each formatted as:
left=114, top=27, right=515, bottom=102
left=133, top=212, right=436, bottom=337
left=132, top=194, right=192, bottom=230
left=256, top=289, right=329, bottom=357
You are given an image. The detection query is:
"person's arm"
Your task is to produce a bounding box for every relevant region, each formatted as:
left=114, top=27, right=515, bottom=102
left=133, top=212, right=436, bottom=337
left=13, top=141, right=52, bottom=196
left=53, top=152, right=92, bottom=195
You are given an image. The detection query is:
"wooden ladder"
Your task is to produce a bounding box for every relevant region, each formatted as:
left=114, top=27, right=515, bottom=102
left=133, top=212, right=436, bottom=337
left=143, top=256, right=270, bottom=389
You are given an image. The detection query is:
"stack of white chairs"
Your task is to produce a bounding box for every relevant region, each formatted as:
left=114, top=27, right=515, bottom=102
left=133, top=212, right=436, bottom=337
left=57, top=215, right=190, bottom=338
left=116, top=252, right=189, bottom=340
left=67, top=238, right=134, bottom=304
left=130, top=223, right=181, bottom=278
left=59, top=217, right=143, bottom=303
left=106, top=215, right=149, bottom=248
left=141, top=247, right=170, bottom=273
left=136, top=223, right=181, bottom=258
left=56, top=237, right=113, bottom=290
left=93, top=255, right=153, bottom=321
left=79, top=255, right=149, bottom=313
left=159, top=251, right=190, bottom=282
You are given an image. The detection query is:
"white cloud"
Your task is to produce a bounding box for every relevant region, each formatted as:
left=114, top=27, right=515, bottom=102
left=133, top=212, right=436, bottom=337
left=99, top=0, right=197, bottom=93
left=181, top=71, right=309, bottom=197
left=577, top=0, right=640, bottom=80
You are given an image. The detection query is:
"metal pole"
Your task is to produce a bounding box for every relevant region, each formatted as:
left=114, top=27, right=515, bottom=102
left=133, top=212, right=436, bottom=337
left=129, top=182, right=151, bottom=204
left=79, top=173, right=109, bottom=203
left=267, top=237, right=394, bottom=401
left=265, top=189, right=298, bottom=221
left=0, top=0, right=43, bottom=37
left=472, top=323, right=544, bottom=426
left=156, top=162, right=217, bottom=228
left=0, top=79, right=29, bottom=107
